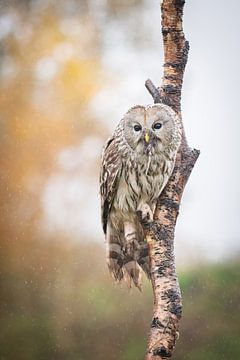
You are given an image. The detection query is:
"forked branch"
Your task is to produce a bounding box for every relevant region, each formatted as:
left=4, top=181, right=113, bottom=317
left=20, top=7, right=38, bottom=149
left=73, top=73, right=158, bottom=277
left=142, top=1, right=200, bottom=359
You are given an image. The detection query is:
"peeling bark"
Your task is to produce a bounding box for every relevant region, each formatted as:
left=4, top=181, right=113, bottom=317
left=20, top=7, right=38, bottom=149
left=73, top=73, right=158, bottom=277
left=142, top=1, right=200, bottom=359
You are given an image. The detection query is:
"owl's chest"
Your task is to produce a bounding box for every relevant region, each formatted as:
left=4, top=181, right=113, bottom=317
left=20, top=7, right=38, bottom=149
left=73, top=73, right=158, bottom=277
left=128, top=161, right=165, bottom=202
left=114, top=155, right=170, bottom=212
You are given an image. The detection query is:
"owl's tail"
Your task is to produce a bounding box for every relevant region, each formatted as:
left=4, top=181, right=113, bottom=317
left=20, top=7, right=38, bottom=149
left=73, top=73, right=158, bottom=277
left=121, top=244, right=151, bottom=290
left=137, top=242, right=151, bottom=280
left=122, top=259, right=142, bottom=290
left=106, top=223, right=150, bottom=290
left=107, top=248, right=150, bottom=290
left=106, top=240, right=124, bottom=282
left=106, top=237, right=143, bottom=290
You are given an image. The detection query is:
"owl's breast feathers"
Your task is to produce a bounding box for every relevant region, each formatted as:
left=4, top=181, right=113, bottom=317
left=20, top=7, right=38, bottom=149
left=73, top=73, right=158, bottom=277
left=100, top=135, right=176, bottom=233
left=113, top=151, right=174, bottom=213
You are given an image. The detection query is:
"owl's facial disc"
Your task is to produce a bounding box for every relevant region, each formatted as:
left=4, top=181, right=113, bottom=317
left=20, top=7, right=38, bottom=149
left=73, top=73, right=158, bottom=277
left=123, top=104, right=176, bottom=153
left=124, top=115, right=160, bottom=152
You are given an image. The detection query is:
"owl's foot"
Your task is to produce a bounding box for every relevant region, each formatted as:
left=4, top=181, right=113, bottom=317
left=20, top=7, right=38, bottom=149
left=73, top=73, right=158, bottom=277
left=137, top=203, right=153, bottom=225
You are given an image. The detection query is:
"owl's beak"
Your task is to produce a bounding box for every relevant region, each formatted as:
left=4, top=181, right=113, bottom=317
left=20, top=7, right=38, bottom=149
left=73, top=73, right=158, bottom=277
left=144, top=131, right=150, bottom=143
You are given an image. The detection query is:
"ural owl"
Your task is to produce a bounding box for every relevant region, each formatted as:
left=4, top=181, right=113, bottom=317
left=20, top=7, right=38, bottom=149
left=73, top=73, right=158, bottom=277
left=100, top=104, right=181, bottom=289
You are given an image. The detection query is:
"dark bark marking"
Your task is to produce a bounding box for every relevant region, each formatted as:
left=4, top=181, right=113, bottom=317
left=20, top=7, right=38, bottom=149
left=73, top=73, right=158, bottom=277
left=151, top=317, right=165, bottom=329
left=153, top=347, right=171, bottom=358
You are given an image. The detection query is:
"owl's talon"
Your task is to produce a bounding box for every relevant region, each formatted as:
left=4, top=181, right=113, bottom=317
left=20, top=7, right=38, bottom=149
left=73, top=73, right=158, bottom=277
left=137, top=210, right=150, bottom=226
left=137, top=203, right=153, bottom=224
left=136, top=210, right=143, bottom=221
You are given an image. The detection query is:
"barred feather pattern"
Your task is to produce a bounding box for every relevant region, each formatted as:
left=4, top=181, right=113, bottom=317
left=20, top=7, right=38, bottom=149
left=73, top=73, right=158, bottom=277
left=100, top=104, right=181, bottom=289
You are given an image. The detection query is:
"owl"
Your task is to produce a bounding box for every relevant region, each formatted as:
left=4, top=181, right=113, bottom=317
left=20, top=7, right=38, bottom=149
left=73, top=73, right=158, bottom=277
left=100, top=104, right=181, bottom=289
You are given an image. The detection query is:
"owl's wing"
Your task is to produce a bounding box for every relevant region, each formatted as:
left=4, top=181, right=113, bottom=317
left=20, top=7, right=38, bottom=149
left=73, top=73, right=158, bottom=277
left=100, top=137, right=122, bottom=234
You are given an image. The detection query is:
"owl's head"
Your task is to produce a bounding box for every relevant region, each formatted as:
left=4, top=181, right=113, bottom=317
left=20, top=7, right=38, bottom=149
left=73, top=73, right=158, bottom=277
left=122, top=104, right=181, bottom=154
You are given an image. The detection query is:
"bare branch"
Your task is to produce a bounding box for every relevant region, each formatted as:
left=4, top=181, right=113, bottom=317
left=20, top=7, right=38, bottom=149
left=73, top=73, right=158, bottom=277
left=145, top=79, right=161, bottom=104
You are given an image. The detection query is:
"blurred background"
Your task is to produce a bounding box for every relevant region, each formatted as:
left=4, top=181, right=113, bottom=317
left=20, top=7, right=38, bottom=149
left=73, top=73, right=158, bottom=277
left=0, top=0, right=239, bottom=359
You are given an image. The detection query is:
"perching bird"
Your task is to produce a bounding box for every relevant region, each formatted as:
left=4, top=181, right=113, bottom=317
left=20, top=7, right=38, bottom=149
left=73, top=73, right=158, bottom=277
left=100, top=104, right=181, bottom=289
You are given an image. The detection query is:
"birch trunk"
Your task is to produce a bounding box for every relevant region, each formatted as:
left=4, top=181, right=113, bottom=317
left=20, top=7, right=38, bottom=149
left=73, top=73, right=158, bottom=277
left=142, top=1, right=200, bottom=358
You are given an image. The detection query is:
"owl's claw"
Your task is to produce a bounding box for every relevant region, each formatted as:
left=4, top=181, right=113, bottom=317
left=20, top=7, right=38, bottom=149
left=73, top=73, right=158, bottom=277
left=137, top=203, right=153, bottom=225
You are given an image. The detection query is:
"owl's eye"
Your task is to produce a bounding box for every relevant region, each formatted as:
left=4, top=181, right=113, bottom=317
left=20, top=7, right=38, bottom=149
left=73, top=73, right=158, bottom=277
left=133, top=124, right=142, bottom=132
left=153, top=122, right=162, bottom=130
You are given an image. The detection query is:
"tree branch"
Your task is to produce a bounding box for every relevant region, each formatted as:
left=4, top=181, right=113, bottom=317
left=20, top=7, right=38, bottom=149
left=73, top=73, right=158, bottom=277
left=142, top=1, right=200, bottom=359
left=145, top=79, right=161, bottom=104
